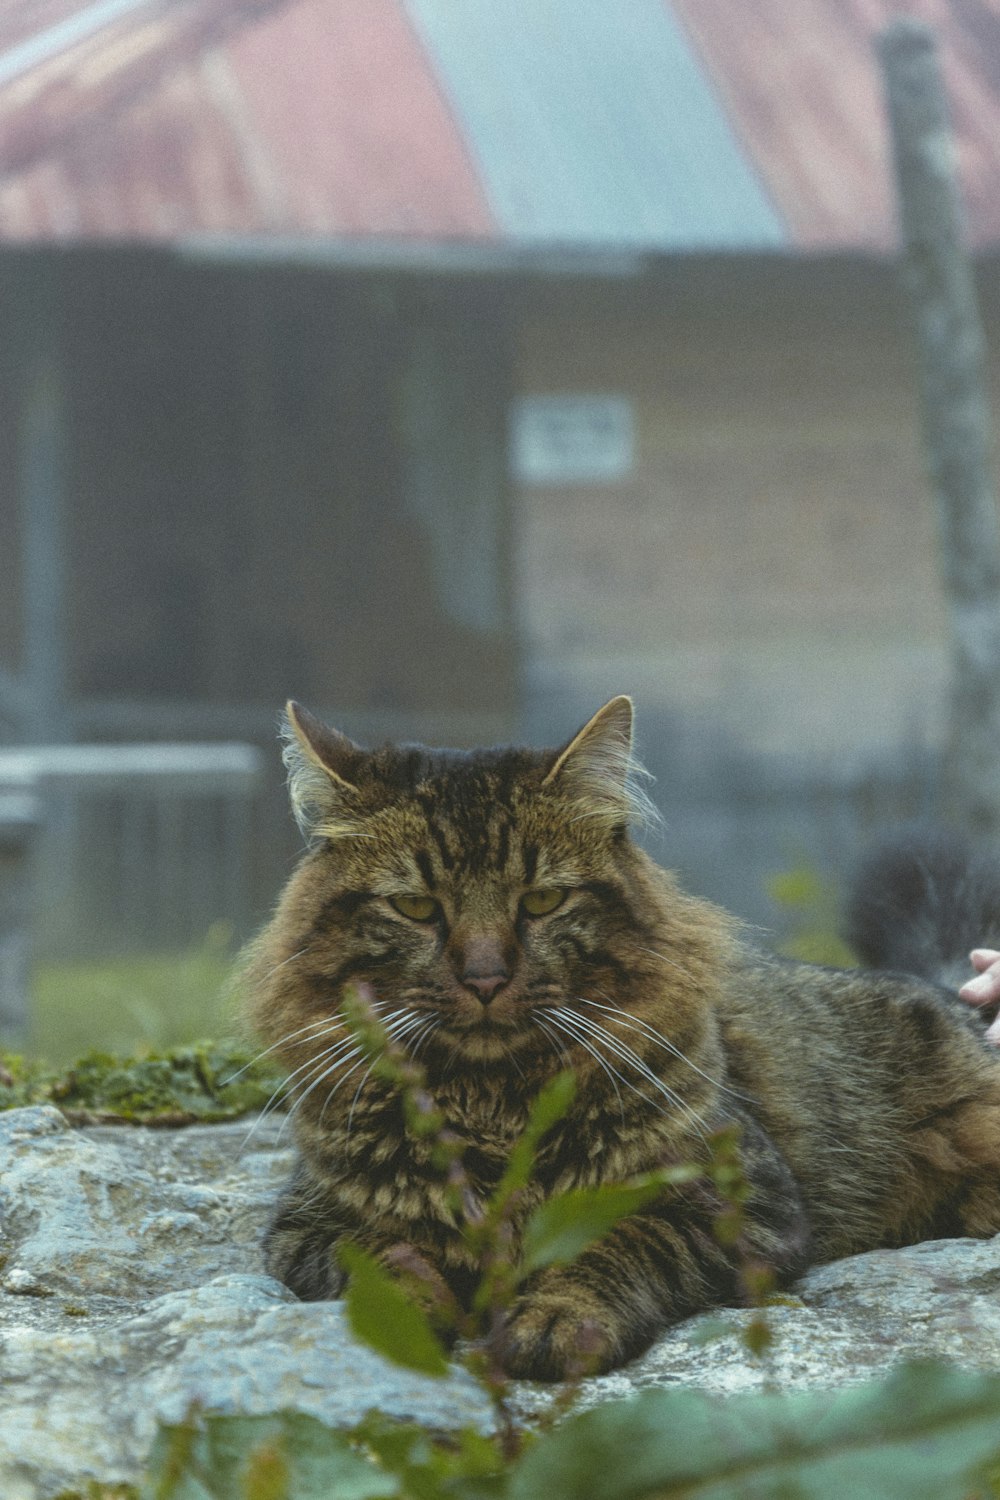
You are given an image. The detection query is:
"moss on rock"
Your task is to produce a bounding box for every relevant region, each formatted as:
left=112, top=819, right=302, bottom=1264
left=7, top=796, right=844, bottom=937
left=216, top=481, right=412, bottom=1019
left=0, top=1040, right=286, bottom=1125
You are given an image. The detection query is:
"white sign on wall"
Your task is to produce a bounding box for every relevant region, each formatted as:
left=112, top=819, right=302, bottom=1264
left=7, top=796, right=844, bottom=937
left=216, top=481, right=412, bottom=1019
left=509, top=394, right=635, bottom=486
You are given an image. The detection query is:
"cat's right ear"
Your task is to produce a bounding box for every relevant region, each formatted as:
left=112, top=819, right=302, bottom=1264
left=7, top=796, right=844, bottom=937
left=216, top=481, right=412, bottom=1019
left=282, top=701, right=366, bottom=842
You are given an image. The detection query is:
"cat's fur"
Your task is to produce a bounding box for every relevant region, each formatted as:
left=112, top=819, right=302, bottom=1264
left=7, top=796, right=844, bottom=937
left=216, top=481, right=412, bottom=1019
left=244, top=698, right=1000, bottom=1379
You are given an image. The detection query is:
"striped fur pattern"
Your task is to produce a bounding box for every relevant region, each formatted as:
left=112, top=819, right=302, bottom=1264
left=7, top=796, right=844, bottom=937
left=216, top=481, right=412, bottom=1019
left=244, top=700, right=1000, bottom=1379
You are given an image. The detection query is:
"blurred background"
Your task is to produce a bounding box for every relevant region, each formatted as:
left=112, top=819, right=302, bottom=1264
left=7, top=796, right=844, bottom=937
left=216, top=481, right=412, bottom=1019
left=2, top=0, right=999, bottom=1059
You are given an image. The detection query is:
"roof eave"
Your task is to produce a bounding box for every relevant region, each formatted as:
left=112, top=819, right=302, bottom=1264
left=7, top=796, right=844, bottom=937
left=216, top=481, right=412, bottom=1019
left=173, top=232, right=650, bottom=279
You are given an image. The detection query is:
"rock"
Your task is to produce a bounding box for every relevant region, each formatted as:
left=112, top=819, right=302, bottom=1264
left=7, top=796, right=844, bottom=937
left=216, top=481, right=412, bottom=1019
left=2, top=1102, right=1000, bottom=1496
left=551, top=1235, right=1000, bottom=1411
left=1, top=1277, right=493, bottom=1498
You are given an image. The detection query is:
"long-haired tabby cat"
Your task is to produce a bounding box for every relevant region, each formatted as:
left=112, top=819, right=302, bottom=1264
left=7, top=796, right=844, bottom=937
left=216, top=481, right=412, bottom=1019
left=244, top=697, right=1000, bottom=1380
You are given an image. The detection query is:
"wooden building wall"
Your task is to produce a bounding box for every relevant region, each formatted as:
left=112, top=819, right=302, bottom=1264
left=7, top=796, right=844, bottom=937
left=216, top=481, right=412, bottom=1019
left=4, top=245, right=1000, bottom=932
left=0, top=249, right=521, bottom=929
left=512, top=255, right=960, bottom=766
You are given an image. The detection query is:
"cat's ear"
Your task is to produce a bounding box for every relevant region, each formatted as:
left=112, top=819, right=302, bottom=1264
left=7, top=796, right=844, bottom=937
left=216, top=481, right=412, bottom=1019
left=543, top=696, right=654, bottom=827
left=282, top=701, right=367, bottom=841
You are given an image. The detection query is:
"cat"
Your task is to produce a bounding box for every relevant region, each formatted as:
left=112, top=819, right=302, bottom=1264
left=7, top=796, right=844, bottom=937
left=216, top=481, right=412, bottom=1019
left=243, top=696, right=1000, bottom=1380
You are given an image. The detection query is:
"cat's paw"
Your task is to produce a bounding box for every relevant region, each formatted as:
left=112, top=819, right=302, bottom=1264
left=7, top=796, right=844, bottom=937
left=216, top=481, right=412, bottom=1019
left=380, top=1241, right=462, bottom=1344
left=496, top=1284, right=618, bottom=1381
left=264, top=1230, right=343, bottom=1301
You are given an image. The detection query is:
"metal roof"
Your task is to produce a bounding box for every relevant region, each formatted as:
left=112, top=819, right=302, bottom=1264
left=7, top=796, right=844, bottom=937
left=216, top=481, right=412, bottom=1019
left=672, top=0, right=1000, bottom=252
left=404, top=0, right=783, bottom=249
left=1, top=0, right=1000, bottom=253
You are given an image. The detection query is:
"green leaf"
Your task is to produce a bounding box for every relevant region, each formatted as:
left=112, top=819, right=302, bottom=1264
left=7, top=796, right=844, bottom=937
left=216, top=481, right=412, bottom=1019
left=492, top=1070, right=576, bottom=1207
left=142, top=1411, right=397, bottom=1500
left=340, top=1244, right=450, bottom=1378
left=520, top=1181, right=665, bottom=1276
left=508, top=1360, right=1000, bottom=1500
left=519, top=1165, right=698, bottom=1277
left=355, top=1415, right=508, bottom=1500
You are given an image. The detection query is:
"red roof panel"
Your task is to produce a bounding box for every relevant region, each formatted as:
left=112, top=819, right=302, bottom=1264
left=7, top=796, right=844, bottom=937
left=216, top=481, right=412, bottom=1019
left=0, top=0, right=496, bottom=242
left=226, top=0, right=495, bottom=237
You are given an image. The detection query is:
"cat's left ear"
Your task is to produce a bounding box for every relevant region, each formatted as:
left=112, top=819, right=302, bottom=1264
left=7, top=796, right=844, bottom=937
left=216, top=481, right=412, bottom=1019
left=282, top=701, right=367, bottom=841
left=543, top=696, right=651, bottom=826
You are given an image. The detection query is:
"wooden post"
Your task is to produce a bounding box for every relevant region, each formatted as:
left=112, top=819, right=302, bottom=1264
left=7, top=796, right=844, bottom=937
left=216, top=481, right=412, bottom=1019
left=0, top=774, right=41, bottom=1049
left=20, top=260, right=70, bottom=745
left=877, top=19, right=1000, bottom=831
left=22, top=347, right=70, bottom=744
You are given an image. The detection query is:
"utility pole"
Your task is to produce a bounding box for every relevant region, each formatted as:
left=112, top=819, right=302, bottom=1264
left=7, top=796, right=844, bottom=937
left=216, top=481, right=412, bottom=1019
left=878, top=19, right=1000, bottom=833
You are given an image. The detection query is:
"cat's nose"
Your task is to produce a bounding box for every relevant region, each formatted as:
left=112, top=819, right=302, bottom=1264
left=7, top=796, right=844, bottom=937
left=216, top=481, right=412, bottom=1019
left=454, top=933, right=513, bottom=1004
left=462, top=970, right=510, bottom=1005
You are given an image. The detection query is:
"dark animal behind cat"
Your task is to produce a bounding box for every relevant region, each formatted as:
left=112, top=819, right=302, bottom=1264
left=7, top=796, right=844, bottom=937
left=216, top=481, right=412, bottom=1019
left=243, top=697, right=1000, bottom=1379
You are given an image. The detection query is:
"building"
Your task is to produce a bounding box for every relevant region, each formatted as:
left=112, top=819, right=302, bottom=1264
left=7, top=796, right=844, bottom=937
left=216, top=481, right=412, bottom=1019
left=3, top=0, right=1000, bottom=923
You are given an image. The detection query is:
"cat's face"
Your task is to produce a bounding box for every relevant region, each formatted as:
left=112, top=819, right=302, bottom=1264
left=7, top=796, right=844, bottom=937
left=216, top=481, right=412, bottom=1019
left=280, top=698, right=654, bottom=1063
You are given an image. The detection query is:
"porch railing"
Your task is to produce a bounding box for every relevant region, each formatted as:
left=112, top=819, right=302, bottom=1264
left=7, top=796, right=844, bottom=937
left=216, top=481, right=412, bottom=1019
left=0, top=743, right=265, bottom=1047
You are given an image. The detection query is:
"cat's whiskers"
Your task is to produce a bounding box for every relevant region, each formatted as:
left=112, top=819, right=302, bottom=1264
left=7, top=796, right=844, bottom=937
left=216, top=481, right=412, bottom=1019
left=283, top=1050, right=368, bottom=1139
left=582, top=993, right=752, bottom=1105
left=547, top=1006, right=709, bottom=1139
left=531, top=1013, right=570, bottom=1069
left=410, top=1017, right=440, bottom=1062
left=341, top=1010, right=432, bottom=1132
left=261, top=945, right=311, bottom=979
left=635, top=944, right=691, bottom=979
left=226, top=943, right=341, bottom=1091
left=274, top=1029, right=364, bottom=1101
left=345, top=1014, right=442, bottom=1135
left=221, top=1008, right=351, bottom=1089
left=238, top=1019, right=370, bottom=1152
left=280, top=1006, right=415, bottom=1137
left=543, top=1009, right=645, bottom=1124
left=537, top=1010, right=625, bottom=1121
left=272, top=1042, right=366, bottom=1145
left=262, top=1008, right=434, bottom=1206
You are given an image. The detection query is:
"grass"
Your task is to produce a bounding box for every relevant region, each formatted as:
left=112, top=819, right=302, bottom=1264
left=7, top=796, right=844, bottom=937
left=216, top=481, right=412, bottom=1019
left=28, top=925, right=240, bottom=1064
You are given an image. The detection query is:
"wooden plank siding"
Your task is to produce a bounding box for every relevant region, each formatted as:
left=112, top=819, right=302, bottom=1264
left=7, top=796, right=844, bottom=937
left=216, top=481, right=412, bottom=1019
left=512, top=255, right=961, bottom=761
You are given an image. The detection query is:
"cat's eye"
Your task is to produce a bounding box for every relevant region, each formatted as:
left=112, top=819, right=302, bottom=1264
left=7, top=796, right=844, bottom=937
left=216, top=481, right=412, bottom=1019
left=521, top=887, right=566, bottom=918
left=388, top=894, right=439, bottom=922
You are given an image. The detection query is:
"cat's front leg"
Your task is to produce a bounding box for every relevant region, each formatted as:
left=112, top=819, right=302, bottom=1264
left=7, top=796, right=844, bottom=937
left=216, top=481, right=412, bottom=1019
left=262, top=1160, right=347, bottom=1300
left=263, top=1154, right=474, bottom=1336
left=496, top=1213, right=721, bottom=1381
left=497, top=1262, right=632, bottom=1379
left=264, top=1188, right=460, bottom=1329
left=498, top=1149, right=811, bottom=1380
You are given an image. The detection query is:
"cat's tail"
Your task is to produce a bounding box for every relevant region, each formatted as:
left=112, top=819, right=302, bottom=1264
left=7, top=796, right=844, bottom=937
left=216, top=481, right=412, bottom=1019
left=843, top=826, right=1000, bottom=991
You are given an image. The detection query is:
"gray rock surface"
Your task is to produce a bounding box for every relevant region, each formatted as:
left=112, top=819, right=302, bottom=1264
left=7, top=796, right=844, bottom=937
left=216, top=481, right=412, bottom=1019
left=3, top=1102, right=1000, bottom=1496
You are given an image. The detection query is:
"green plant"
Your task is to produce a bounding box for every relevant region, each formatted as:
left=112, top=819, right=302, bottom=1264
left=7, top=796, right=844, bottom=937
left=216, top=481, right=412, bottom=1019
left=143, top=1361, right=1000, bottom=1499
left=140, top=987, right=894, bottom=1500
left=332, top=987, right=718, bottom=1447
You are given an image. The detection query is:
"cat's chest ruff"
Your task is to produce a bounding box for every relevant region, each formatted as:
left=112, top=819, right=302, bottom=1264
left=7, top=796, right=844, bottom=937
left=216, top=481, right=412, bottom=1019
left=443, top=1092, right=524, bottom=1158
